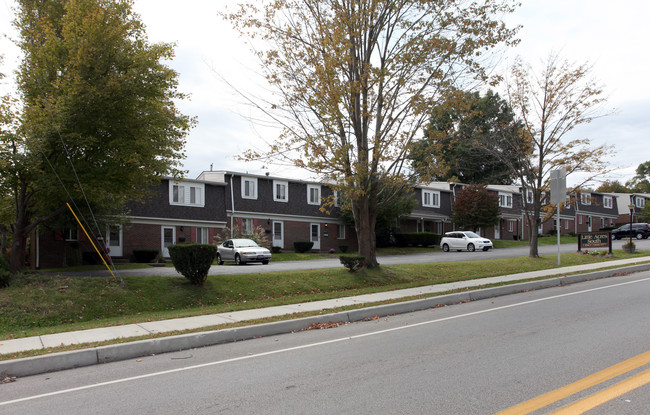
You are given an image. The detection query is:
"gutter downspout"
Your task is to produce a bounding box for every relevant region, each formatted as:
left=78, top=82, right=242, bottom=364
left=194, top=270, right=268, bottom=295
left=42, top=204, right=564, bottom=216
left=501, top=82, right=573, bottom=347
left=230, top=174, right=235, bottom=237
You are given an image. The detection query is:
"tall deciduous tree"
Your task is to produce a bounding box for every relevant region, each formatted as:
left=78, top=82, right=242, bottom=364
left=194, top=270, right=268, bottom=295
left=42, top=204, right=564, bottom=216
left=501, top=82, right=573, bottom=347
left=3, top=0, right=193, bottom=271
left=451, top=184, right=500, bottom=232
left=595, top=180, right=630, bottom=193
left=411, top=89, right=522, bottom=185
left=626, top=161, right=650, bottom=193
left=487, top=54, right=612, bottom=257
left=225, top=0, right=519, bottom=268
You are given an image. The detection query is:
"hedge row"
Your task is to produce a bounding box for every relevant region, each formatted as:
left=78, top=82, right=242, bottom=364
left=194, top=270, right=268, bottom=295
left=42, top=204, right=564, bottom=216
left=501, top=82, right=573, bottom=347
left=394, top=232, right=440, bottom=247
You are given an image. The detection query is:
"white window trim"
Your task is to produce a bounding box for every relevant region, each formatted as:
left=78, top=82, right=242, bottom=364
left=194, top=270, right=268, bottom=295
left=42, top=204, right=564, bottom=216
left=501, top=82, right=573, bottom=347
left=169, top=181, right=205, bottom=207
left=64, top=228, right=78, bottom=241
left=636, top=197, right=646, bottom=208
left=526, top=189, right=533, bottom=204
left=196, top=227, right=209, bottom=244
left=422, top=190, right=440, bottom=208
left=334, top=190, right=340, bottom=207
left=508, top=220, right=514, bottom=232
left=337, top=224, right=346, bottom=239
left=242, top=177, right=258, bottom=200
left=499, top=192, right=513, bottom=208
left=603, top=196, right=613, bottom=209
left=307, top=184, right=321, bottom=205
left=273, top=180, right=289, bottom=202
left=242, top=218, right=254, bottom=235
left=565, top=195, right=572, bottom=208
left=581, top=193, right=591, bottom=206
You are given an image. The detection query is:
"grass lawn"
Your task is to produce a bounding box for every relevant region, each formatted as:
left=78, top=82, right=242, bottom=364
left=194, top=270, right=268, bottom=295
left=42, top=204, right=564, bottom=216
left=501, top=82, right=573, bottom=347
left=1, top=247, right=645, bottom=342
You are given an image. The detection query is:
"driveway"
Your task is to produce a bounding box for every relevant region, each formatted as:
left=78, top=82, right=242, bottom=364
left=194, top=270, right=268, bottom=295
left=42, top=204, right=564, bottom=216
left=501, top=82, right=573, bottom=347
left=52, top=238, right=650, bottom=278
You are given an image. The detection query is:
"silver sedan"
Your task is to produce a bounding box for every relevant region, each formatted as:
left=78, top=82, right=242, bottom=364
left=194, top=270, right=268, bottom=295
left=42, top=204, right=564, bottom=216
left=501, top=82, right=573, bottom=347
left=216, top=238, right=272, bottom=265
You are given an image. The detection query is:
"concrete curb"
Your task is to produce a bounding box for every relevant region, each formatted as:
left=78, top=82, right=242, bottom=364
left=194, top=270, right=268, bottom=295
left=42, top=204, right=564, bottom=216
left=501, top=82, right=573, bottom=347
left=2, top=263, right=649, bottom=378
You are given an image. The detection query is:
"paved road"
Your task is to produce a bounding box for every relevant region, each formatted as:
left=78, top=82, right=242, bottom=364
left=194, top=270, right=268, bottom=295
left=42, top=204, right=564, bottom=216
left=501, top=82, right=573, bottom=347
left=66, top=237, right=650, bottom=277
left=2, top=271, right=648, bottom=413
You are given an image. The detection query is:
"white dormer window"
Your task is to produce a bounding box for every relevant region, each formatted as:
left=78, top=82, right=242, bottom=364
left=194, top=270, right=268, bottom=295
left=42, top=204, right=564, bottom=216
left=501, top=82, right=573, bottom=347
left=307, top=184, right=321, bottom=205
left=603, top=196, right=613, bottom=209
left=565, top=195, right=572, bottom=208
left=580, top=193, right=591, bottom=205
left=242, top=177, right=257, bottom=200
left=499, top=192, right=513, bottom=208
left=274, top=180, right=288, bottom=202
left=636, top=197, right=646, bottom=208
left=422, top=190, right=440, bottom=208
left=526, top=189, right=534, bottom=204
left=170, top=181, right=205, bottom=207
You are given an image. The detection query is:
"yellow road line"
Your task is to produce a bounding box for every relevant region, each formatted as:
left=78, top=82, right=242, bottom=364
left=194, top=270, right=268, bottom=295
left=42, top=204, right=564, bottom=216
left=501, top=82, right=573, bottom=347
left=496, top=350, right=650, bottom=415
left=552, top=367, right=650, bottom=414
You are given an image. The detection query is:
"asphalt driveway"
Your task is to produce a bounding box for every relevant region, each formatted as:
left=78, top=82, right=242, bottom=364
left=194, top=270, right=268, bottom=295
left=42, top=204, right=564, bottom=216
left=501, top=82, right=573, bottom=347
left=49, top=238, right=650, bottom=278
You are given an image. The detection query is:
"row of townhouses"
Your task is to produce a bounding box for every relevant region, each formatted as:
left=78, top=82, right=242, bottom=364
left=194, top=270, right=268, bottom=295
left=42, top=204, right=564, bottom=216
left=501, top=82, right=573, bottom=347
left=29, top=170, right=650, bottom=269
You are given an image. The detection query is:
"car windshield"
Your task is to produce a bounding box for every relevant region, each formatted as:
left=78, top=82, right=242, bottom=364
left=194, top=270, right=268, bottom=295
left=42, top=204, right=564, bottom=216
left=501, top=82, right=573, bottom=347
left=235, top=240, right=259, bottom=248
left=465, top=232, right=481, bottom=238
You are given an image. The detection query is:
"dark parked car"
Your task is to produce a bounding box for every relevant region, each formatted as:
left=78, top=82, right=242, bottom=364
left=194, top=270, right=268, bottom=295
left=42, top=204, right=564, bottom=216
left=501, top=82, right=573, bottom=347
left=611, top=223, right=650, bottom=240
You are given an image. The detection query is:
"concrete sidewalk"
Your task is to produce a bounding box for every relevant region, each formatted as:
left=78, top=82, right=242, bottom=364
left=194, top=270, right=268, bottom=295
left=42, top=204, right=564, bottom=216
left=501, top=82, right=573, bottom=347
left=2, top=257, right=650, bottom=377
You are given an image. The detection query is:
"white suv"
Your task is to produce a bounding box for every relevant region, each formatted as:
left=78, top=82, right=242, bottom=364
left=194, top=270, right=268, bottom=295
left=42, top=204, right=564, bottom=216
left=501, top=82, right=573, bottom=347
left=440, top=231, right=493, bottom=252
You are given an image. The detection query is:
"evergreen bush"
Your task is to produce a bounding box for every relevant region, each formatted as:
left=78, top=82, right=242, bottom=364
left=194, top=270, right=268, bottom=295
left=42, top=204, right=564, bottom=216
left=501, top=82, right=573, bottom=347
left=339, top=255, right=365, bottom=272
left=133, top=249, right=159, bottom=263
left=168, top=243, right=217, bottom=286
left=294, top=241, right=314, bottom=253
left=394, top=232, right=440, bottom=247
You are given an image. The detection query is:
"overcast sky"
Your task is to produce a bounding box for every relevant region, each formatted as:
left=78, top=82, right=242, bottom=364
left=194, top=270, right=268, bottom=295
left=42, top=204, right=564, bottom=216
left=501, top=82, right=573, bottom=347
left=1, top=0, right=649, bottom=187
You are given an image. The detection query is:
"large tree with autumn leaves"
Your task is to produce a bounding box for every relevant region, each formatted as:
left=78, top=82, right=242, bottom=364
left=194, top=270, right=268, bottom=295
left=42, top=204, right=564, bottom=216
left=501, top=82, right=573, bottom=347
left=485, top=54, right=612, bottom=258
left=225, top=0, right=519, bottom=268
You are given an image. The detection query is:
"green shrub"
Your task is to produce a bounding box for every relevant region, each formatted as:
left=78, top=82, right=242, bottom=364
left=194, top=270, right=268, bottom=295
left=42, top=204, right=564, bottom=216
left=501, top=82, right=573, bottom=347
left=167, top=243, right=217, bottom=286
left=338, top=244, right=349, bottom=253
left=339, top=255, right=365, bottom=272
left=0, top=254, right=11, bottom=288
left=294, top=241, right=314, bottom=253
left=132, top=249, right=159, bottom=263
left=271, top=246, right=282, bottom=254
left=394, top=232, right=440, bottom=247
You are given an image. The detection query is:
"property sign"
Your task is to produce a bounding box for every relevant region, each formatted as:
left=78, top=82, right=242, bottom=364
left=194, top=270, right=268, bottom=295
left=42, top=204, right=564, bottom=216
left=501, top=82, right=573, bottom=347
left=550, top=168, right=567, bottom=205
left=578, top=232, right=612, bottom=253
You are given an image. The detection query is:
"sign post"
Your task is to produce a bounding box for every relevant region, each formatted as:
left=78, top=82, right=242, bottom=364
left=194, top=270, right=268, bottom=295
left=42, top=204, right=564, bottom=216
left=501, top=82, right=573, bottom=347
left=550, top=168, right=567, bottom=266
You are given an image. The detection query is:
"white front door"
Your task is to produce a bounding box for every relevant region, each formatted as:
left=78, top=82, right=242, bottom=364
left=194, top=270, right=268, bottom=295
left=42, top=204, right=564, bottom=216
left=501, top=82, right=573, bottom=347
left=494, top=224, right=500, bottom=240
left=106, top=225, right=123, bottom=257
left=273, top=221, right=284, bottom=248
left=587, top=216, right=592, bottom=232
left=310, top=223, right=320, bottom=250
left=161, top=226, right=175, bottom=257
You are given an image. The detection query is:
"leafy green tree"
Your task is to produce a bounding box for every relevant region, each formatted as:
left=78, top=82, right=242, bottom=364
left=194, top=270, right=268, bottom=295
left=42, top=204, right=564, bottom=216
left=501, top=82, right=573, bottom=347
left=595, top=180, right=630, bottom=193
left=451, top=184, right=500, bottom=231
left=3, top=0, right=194, bottom=271
left=626, top=161, right=650, bottom=192
left=411, top=90, right=522, bottom=185
left=225, top=0, right=519, bottom=268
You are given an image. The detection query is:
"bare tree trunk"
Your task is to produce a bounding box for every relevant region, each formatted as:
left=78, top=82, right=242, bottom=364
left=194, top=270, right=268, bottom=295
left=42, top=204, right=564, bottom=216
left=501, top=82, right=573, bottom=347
left=9, top=221, right=28, bottom=272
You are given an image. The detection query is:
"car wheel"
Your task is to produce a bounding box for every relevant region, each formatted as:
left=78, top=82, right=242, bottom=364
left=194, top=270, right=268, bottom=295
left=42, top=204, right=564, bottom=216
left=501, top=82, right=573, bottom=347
left=482, top=247, right=490, bottom=251
left=216, top=253, right=224, bottom=265
left=467, top=243, right=475, bottom=252
left=613, top=234, right=620, bottom=240
left=636, top=232, right=643, bottom=240
left=442, top=244, right=450, bottom=252
left=235, top=254, right=244, bottom=265
left=262, top=260, right=269, bottom=265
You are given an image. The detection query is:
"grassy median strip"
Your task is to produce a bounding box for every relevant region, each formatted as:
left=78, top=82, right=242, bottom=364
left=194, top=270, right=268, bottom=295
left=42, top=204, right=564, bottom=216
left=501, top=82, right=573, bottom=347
left=2, top=249, right=646, bottom=344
